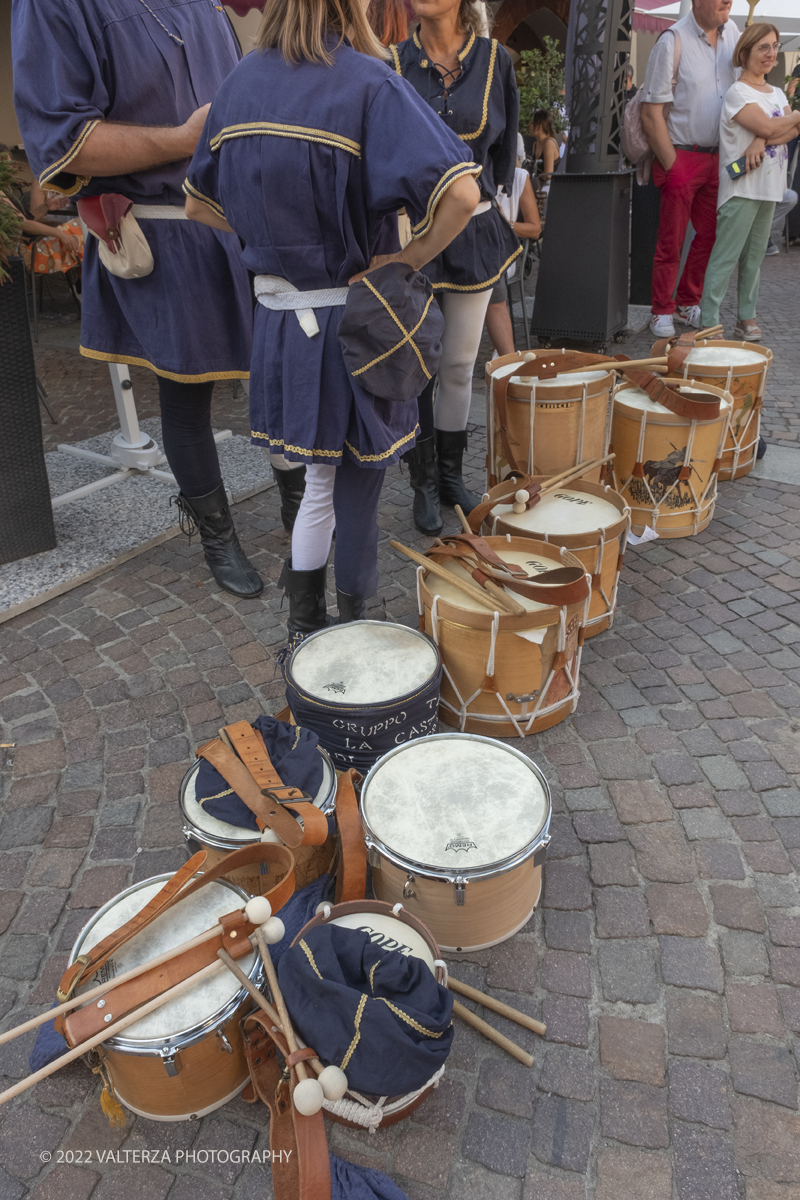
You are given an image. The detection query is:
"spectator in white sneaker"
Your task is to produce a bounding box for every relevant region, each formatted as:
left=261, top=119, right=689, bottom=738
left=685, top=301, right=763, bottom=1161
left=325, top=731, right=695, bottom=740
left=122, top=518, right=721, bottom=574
left=764, top=186, right=798, bottom=254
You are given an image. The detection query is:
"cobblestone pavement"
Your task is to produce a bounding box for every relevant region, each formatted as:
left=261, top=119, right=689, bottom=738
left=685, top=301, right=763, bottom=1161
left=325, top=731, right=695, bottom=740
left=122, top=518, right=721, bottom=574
left=3, top=247, right=800, bottom=1199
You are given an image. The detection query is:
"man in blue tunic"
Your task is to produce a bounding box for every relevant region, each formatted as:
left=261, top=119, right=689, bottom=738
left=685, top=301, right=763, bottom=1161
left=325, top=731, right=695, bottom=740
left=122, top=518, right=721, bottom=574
left=12, top=0, right=263, bottom=597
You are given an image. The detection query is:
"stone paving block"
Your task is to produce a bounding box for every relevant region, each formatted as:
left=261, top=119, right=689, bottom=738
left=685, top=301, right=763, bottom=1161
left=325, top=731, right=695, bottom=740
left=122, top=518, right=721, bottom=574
left=727, top=983, right=785, bottom=1036
left=542, top=864, right=591, bottom=912
left=679, top=808, right=733, bottom=841
left=769, top=913, right=800, bottom=946
left=588, top=843, right=638, bottom=886
left=721, top=931, right=770, bottom=977
left=543, top=912, right=591, bottom=954
left=696, top=840, right=746, bottom=880
left=0, top=1109, right=70, bottom=1179
left=729, top=1038, right=798, bottom=1108
left=542, top=996, right=589, bottom=1048
left=673, top=1122, right=740, bottom=1200
left=598, top=1017, right=665, bottom=1086
left=669, top=785, right=716, bottom=810
left=412, top=1077, right=466, bottom=1133
left=594, top=1148, right=672, bottom=1200
left=27, top=1165, right=101, bottom=1200
left=598, top=941, right=659, bottom=1003
left=779, top=986, right=800, bottom=1033
left=542, top=951, right=590, bottom=998
left=744, top=1184, right=800, bottom=1200
left=477, top=1058, right=535, bottom=1119
left=743, top=841, right=793, bottom=873
left=487, top=939, right=538, bottom=993
left=599, top=1079, right=669, bottom=1148
left=532, top=1095, right=593, bottom=1174
left=763, top=788, right=800, bottom=817
left=563, top=787, right=609, bottom=812
left=628, top=825, right=694, bottom=883
left=646, top=884, right=708, bottom=936
left=733, top=1096, right=800, bottom=1182
left=522, top=1173, right=584, bottom=1200
left=463, top=1111, right=529, bottom=1179
left=595, top=888, right=651, bottom=939
left=668, top=1060, right=731, bottom=1129
left=709, top=884, right=766, bottom=932
left=588, top=741, right=651, bottom=780
left=537, top=1048, right=594, bottom=1102
left=659, top=936, right=724, bottom=992
left=452, top=1162, right=523, bottom=1200
left=666, top=991, right=726, bottom=1058
left=571, top=812, right=626, bottom=842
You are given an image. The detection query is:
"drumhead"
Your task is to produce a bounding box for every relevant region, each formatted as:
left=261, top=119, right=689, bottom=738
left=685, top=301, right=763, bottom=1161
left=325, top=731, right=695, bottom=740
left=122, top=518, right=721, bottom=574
left=328, top=911, right=436, bottom=974
left=362, top=734, right=550, bottom=873
left=289, top=621, right=438, bottom=705
left=491, top=361, right=608, bottom=388
left=619, top=385, right=730, bottom=416
left=70, top=876, right=257, bottom=1046
left=684, top=346, right=765, bottom=367
left=427, top=544, right=564, bottom=613
left=493, top=487, right=622, bottom=535
left=181, top=747, right=335, bottom=842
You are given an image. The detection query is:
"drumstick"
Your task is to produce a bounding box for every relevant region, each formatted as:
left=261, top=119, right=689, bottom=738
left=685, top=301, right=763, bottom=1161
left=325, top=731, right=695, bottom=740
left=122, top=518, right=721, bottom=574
left=0, top=960, right=224, bottom=1106
left=697, top=325, right=723, bottom=339
left=432, top=539, right=526, bottom=617
left=449, top=977, right=546, bottom=1036
left=0, top=922, right=233, bottom=1048
left=391, top=541, right=509, bottom=613
left=537, top=453, right=615, bottom=498
left=452, top=1000, right=534, bottom=1067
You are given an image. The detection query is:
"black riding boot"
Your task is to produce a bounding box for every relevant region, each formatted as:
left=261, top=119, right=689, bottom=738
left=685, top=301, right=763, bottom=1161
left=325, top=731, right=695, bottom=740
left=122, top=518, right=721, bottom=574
left=336, top=588, right=367, bottom=624
left=435, top=428, right=481, bottom=515
left=402, top=437, right=442, bottom=536
left=174, top=484, right=263, bottom=598
left=272, top=464, right=306, bottom=533
left=279, top=559, right=330, bottom=640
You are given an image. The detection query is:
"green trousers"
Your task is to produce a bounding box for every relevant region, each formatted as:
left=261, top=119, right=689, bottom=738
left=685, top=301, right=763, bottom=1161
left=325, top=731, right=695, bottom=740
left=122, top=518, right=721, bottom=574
left=699, top=196, right=776, bottom=327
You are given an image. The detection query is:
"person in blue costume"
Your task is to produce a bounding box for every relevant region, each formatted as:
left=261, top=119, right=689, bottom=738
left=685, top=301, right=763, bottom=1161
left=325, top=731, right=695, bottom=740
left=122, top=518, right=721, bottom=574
left=11, top=0, right=264, bottom=597
left=184, top=0, right=481, bottom=644
left=390, top=0, right=520, bottom=535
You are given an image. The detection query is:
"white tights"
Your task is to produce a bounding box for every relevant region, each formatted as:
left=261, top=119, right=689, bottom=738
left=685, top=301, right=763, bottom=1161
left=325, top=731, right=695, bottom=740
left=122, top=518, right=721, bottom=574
left=291, top=463, right=336, bottom=571
left=433, top=289, right=493, bottom=431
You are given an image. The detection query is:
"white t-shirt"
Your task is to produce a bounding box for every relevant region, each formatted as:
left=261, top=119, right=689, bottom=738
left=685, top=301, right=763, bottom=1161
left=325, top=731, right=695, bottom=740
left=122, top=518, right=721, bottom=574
left=496, top=167, right=529, bottom=279
left=718, top=82, right=789, bottom=209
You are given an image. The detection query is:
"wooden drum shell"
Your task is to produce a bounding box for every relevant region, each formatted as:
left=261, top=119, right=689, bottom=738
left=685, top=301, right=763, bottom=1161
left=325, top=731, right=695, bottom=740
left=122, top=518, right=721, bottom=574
left=481, top=479, right=630, bottom=638
left=418, top=537, right=589, bottom=737
left=611, top=379, right=730, bottom=539
left=485, top=351, right=614, bottom=489
left=653, top=339, right=771, bottom=481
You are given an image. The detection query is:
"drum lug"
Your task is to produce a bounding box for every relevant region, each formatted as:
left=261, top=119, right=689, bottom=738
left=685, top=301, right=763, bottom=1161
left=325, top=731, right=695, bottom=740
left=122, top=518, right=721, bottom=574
left=533, top=835, right=551, bottom=868
left=506, top=690, right=539, bottom=703
left=454, top=878, right=467, bottom=906
left=216, top=1030, right=234, bottom=1055
left=160, top=1047, right=182, bottom=1077
left=402, top=874, right=417, bottom=899
left=367, top=842, right=382, bottom=870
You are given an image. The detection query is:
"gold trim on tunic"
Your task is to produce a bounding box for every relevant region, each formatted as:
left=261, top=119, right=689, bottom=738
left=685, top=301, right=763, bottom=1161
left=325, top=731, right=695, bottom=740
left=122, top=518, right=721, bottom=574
left=79, top=346, right=249, bottom=383
left=209, top=122, right=361, bottom=158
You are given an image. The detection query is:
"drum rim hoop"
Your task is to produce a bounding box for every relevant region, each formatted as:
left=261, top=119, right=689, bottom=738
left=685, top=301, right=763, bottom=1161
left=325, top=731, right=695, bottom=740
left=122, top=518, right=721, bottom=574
left=178, top=747, right=338, bottom=847
left=614, top=377, right=730, bottom=423
left=291, top=898, right=443, bottom=977
left=285, top=621, right=441, bottom=710
left=487, top=479, right=630, bottom=542
left=68, top=873, right=263, bottom=1054
left=360, top=733, right=552, bottom=880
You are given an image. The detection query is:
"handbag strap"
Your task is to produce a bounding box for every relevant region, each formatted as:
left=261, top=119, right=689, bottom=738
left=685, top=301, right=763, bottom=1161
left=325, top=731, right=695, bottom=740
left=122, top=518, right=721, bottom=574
left=334, top=769, right=367, bottom=904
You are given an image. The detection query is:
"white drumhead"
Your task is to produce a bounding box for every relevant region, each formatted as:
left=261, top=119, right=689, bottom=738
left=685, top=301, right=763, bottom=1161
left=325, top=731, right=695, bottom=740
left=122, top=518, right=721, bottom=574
left=183, top=749, right=334, bottom=841
left=684, top=346, right=764, bottom=367
left=289, top=622, right=438, bottom=705
left=619, top=386, right=730, bottom=416
left=490, top=361, right=608, bottom=388
left=328, top=911, right=435, bottom=974
left=72, top=879, right=255, bottom=1041
left=363, top=737, right=549, bottom=871
left=494, top=487, right=622, bottom=535
left=427, top=544, right=563, bottom=614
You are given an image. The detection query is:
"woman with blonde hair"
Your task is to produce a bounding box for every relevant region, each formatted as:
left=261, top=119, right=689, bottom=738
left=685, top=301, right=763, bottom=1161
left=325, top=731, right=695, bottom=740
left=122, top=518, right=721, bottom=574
left=390, top=0, right=520, bottom=534
left=699, top=23, right=800, bottom=341
left=184, top=0, right=480, bottom=645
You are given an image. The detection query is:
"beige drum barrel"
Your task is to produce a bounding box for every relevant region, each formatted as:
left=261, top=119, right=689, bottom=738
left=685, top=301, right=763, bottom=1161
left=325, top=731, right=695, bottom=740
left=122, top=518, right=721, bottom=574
left=658, top=340, right=771, bottom=481
left=611, top=380, right=730, bottom=538
left=417, top=536, right=590, bottom=737
left=480, top=477, right=631, bottom=637
left=485, top=351, right=614, bottom=488
left=361, top=734, right=552, bottom=953
left=179, top=746, right=337, bottom=893
left=67, top=875, right=261, bottom=1120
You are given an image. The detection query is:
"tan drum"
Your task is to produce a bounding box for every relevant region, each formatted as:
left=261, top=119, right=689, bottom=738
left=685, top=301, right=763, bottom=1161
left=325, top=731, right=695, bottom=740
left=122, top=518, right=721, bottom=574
left=479, top=477, right=631, bottom=637
left=611, top=380, right=730, bottom=538
left=180, top=747, right=337, bottom=894
left=417, top=536, right=590, bottom=736
left=659, top=340, right=771, bottom=481
left=290, top=900, right=448, bottom=1129
left=68, top=875, right=261, bottom=1120
left=361, top=734, right=552, bottom=952
left=485, top=351, right=615, bottom=488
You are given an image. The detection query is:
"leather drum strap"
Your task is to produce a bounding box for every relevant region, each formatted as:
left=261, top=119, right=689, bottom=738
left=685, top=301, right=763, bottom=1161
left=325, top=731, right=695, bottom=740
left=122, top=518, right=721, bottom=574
left=243, top=1012, right=331, bottom=1200
left=428, top=540, right=591, bottom=607
left=198, top=739, right=305, bottom=848
left=334, top=769, right=367, bottom=904
left=621, top=366, right=721, bottom=420
left=56, top=843, right=296, bottom=1003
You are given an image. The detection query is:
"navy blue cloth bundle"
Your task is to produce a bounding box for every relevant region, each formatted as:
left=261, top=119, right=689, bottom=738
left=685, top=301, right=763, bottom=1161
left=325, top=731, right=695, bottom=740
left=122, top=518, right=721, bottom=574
left=194, top=715, right=324, bottom=830
left=278, top=924, right=453, bottom=1096
left=330, top=1154, right=408, bottom=1200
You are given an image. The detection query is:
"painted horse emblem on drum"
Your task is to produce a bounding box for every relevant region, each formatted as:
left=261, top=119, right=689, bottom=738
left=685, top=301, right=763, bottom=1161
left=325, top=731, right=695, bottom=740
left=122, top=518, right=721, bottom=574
left=627, top=444, right=702, bottom=509
left=323, top=681, right=347, bottom=694
left=445, top=838, right=478, bottom=854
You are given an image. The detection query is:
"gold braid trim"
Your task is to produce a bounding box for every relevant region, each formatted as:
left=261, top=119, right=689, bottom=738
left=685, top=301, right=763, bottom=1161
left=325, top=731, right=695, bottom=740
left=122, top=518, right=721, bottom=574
left=389, top=44, right=402, bottom=75
left=209, top=122, right=360, bottom=158
left=198, top=787, right=235, bottom=806
left=411, top=163, right=483, bottom=240
left=353, top=280, right=432, bottom=379
left=378, top=997, right=448, bottom=1037
left=79, top=347, right=248, bottom=383
left=299, top=939, right=323, bottom=980
left=460, top=40, right=498, bottom=143
left=182, top=178, right=225, bottom=220
left=340, top=994, right=367, bottom=1071
left=39, top=119, right=98, bottom=191
left=431, top=243, right=523, bottom=292
left=250, top=427, right=419, bottom=463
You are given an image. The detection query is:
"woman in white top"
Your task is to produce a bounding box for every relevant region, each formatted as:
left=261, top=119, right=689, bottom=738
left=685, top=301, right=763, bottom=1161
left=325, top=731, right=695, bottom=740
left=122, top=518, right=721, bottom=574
left=699, top=23, right=800, bottom=342
left=486, top=143, right=542, bottom=357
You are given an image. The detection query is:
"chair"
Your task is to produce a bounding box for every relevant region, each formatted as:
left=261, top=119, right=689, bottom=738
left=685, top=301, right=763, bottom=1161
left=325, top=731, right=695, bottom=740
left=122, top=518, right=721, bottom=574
left=507, top=237, right=540, bottom=351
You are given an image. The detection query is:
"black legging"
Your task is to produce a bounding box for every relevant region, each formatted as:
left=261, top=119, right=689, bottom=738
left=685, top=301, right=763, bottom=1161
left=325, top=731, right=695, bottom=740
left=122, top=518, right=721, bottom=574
left=416, top=377, right=435, bottom=441
left=158, top=377, right=221, bottom=498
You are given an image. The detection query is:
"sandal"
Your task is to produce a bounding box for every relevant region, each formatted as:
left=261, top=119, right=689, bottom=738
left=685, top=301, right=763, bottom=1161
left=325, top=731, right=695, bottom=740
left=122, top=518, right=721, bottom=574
left=734, top=320, right=762, bottom=342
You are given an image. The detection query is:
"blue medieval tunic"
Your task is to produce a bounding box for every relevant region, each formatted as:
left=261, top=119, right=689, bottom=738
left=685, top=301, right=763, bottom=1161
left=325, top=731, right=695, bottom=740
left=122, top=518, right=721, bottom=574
left=390, top=31, right=521, bottom=292
left=185, top=40, right=480, bottom=466
left=11, top=0, right=252, bottom=381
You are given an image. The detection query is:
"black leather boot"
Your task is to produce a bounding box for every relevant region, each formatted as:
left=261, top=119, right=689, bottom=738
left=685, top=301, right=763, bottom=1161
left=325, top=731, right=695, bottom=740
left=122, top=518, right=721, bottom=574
left=435, top=428, right=481, bottom=515
left=336, top=588, right=367, bottom=623
left=174, top=484, right=263, bottom=598
left=272, top=464, right=306, bottom=533
left=402, top=437, right=443, bottom=536
left=279, top=559, right=330, bottom=639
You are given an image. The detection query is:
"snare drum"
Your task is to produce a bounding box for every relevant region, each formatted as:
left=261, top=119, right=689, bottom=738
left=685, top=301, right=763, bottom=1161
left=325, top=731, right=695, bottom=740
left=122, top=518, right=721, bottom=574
left=669, top=341, right=772, bottom=480
left=480, top=478, right=630, bottom=637
left=485, top=351, right=614, bottom=488
left=418, top=536, right=590, bottom=736
left=68, top=875, right=261, bottom=1120
left=284, top=621, right=441, bottom=772
left=180, top=747, right=337, bottom=893
left=290, top=900, right=447, bottom=1129
left=611, top=380, right=730, bottom=538
left=361, top=735, right=552, bottom=952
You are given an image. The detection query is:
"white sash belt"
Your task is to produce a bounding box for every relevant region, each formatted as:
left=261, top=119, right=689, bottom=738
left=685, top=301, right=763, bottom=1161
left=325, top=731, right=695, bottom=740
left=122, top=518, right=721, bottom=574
left=472, top=200, right=491, bottom=216
left=254, top=274, right=349, bottom=338
left=129, top=205, right=189, bottom=220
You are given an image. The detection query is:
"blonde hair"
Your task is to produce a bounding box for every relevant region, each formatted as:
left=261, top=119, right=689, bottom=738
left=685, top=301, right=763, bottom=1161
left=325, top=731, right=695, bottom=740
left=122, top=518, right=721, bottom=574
left=256, top=0, right=387, bottom=64
left=734, top=22, right=780, bottom=70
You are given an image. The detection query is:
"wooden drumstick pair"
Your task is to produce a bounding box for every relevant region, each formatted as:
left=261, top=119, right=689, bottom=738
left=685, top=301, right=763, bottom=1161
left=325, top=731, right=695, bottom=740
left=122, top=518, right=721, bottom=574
left=449, top=976, right=545, bottom=1068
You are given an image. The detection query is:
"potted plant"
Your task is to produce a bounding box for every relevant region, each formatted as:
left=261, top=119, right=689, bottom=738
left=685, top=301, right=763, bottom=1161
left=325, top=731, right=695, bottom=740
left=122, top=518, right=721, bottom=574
left=0, top=155, right=57, bottom=567
left=516, top=35, right=567, bottom=136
